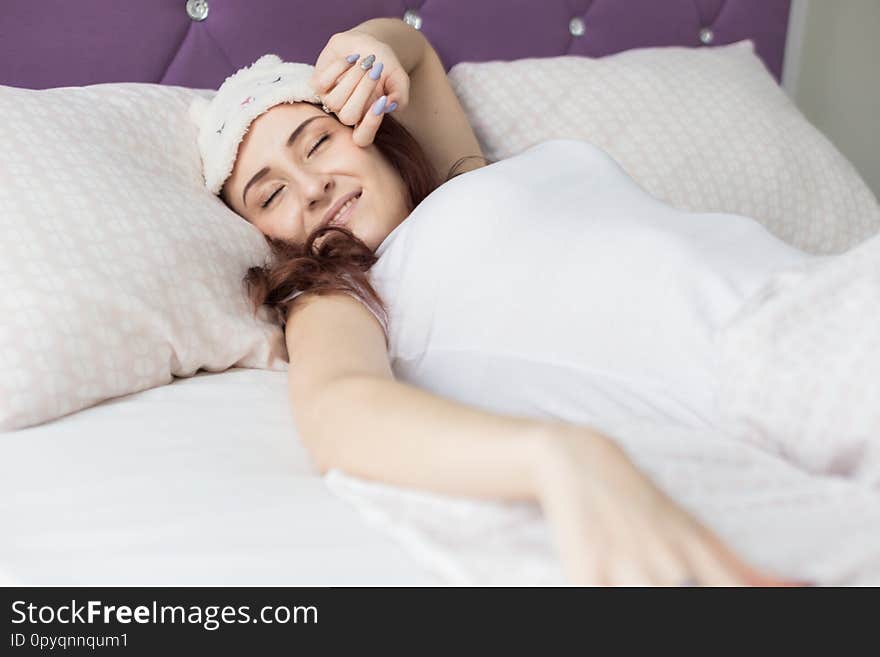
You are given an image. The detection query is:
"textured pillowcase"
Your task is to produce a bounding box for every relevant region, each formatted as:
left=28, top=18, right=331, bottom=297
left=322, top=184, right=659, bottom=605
left=448, top=40, right=880, bottom=255
left=0, top=83, right=287, bottom=432
left=716, top=234, right=880, bottom=486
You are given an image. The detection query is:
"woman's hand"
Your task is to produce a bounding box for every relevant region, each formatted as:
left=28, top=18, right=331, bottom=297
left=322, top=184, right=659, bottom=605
left=309, top=29, right=411, bottom=147
left=534, top=423, right=810, bottom=586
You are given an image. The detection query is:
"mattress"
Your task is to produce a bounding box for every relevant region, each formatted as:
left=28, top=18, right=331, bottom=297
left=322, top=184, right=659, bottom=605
left=0, top=367, right=441, bottom=585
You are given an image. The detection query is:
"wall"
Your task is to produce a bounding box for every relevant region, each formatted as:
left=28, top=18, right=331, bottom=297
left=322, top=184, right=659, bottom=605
left=782, top=0, right=880, bottom=201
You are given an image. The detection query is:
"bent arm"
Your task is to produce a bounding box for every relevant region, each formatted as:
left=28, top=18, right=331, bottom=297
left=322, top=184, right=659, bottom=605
left=353, top=17, right=486, bottom=180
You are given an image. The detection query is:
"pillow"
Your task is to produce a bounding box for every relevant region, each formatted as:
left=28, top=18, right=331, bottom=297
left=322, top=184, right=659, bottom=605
left=716, top=232, right=880, bottom=487
left=0, top=83, right=287, bottom=432
left=448, top=40, right=880, bottom=255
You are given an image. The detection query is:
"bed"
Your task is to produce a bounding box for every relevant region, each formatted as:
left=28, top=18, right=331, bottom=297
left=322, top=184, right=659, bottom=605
left=4, top=1, right=879, bottom=586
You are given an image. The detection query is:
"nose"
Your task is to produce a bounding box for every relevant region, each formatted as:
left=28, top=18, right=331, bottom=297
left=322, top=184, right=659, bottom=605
left=303, top=178, right=333, bottom=233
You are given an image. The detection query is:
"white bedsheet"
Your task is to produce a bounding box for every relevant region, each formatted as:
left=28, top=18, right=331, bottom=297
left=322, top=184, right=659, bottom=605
left=0, top=368, right=441, bottom=585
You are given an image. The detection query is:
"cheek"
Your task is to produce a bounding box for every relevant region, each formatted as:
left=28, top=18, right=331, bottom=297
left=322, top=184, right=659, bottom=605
left=260, top=214, right=293, bottom=241
left=251, top=211, right=281, bottom=238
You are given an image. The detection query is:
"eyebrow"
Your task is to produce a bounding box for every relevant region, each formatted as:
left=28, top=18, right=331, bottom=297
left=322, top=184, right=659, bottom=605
left=241, top=114, right=331, bottom=208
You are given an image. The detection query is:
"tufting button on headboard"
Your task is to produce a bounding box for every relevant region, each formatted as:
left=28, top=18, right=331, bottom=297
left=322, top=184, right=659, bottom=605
left=403, top=9, right=423, bottom=31
left=699, top=27, right=715, bottom=45
left=186, top=0, right=209, bottom=22
left=569, top=17, right=586, bottom=37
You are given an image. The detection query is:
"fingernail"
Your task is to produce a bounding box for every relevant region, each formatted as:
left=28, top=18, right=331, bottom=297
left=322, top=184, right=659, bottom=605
left=345, top=53, right=360, bottom=63
left=384, top=101, right=398, bottom=113
left=372, top=95, right=388, bottom=115
left=369, top=61, right=384, bottom=81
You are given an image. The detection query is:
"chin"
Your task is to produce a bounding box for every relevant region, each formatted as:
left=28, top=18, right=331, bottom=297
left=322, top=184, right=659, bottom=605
left=355, top=230, right=377, bottom=252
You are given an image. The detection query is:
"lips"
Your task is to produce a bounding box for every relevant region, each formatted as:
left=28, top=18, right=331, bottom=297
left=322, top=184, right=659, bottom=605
left=323, top=190, right=362, bottom=228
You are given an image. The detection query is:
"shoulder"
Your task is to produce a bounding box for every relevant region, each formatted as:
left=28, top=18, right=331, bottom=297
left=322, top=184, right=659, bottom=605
left=284, top=291, right=389, bottom=368
left=283, top=292, right=394, bottom=437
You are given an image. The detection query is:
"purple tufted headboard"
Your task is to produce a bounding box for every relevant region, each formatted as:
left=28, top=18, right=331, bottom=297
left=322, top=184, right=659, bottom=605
left=1, top=0, right=791, bottom=90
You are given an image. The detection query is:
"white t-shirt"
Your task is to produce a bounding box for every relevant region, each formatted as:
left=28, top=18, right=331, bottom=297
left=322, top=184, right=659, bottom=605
left=366, top=139, right=816, bottom=433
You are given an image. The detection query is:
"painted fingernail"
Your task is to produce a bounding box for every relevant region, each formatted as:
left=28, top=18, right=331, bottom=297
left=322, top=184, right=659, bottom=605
left=345, top=53, right=360, bottom=63
left=384, top=101, right=398, bottom=113
left=372, top=95, right=388, bottom=115
left=369, top=61, right=384, bottom=81
left=360, top=54, right=375, bottom=70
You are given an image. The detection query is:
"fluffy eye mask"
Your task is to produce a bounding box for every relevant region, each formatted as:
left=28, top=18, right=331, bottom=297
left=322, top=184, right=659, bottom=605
left=188, top=54, right=322, bottom=196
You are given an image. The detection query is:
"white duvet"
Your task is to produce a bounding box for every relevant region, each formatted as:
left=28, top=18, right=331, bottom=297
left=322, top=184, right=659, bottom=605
left=323, top=139, right=880, bottom=585
left=718, top=230, right=880, bottom=487
left=325, top=418, right=880, bottom=585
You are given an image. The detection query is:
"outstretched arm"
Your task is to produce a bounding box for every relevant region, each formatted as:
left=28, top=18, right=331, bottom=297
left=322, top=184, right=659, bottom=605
left=287, top=293, right=802, bottom=586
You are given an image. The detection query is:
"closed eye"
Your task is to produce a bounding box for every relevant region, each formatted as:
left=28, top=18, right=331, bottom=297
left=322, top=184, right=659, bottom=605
left=260, top=133, right=330, bottom=209
left=309, top=133, right=329, bottom=156
left=261, top=188, right=280, bottom=209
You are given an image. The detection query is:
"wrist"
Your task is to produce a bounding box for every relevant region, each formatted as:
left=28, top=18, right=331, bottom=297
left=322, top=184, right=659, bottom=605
left=352, top=17, right=428, bottom=74
left=529, top=421, right=621, bottom=501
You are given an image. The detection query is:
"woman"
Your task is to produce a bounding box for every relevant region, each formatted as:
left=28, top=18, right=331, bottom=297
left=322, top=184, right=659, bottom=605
left=191, top=17, right=806, bottom=586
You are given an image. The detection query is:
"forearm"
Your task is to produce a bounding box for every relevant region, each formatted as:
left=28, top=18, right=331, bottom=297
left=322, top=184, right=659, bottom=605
left=298, top=375, right=568, bottom=502
left=351, top=17, right=428, bottom=74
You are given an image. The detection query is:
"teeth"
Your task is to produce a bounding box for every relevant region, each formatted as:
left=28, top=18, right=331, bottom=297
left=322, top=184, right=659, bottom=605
left=334, top=200, right=352, bottom=220
left=331, top=194, right=359, bottom=224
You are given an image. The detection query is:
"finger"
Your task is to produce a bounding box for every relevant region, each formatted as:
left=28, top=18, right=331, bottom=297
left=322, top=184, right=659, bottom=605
left=564, top=553, right=606, bottom=587
left=310, top=52, right=359, bottom=93
left=644, top=542, right=693, bottom=587
left=321, top=56, right=374, bottom=114
left=727, top=557, right=802, bottom=587
left=351, top=95, right=388, bottom=148
left=336, top=61, right=385, bottom=126
left=698, top=527, right=800, bottom=587
left=364, top=83, right=388, bottom=117
left=606, top=557, right=654, bottom=587
left=355, top=78, right=402, bottom=125
left=684, top=532, right=751, bottom=587
left=380, top=66, right=411, bottom=110
left=362, top=90, right=397, bottom=126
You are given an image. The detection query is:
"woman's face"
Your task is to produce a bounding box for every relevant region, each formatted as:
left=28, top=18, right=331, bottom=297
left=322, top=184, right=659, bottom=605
left=222, top=102, right=409, bottom=252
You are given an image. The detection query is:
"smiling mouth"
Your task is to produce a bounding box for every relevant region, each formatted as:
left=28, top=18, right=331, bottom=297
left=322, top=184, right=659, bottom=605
left=328, top=191, right=362, bottom=227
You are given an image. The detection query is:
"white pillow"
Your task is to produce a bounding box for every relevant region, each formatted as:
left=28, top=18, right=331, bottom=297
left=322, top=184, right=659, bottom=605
left=716, top=232, right=880, bottom=486
left=448, top=40, right=880, bottom=255
left=0, top=83, right=287, bottom=432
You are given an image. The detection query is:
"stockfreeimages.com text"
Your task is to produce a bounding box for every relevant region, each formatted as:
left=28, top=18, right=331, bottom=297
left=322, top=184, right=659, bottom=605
left=11, top=600, right=317, bottom=631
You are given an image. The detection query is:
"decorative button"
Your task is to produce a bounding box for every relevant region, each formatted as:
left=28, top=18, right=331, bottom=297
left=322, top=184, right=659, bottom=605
left=403, top=9, right=423, bottom=31
left=186, top=0, right=209, bottom=22
left=569, top=17, right=586, bottom=37
left=699, top=27, right=714, bottom=44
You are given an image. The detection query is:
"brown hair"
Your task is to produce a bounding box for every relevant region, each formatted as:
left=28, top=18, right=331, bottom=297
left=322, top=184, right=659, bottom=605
left=229, top=103, right=490, bottom=339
